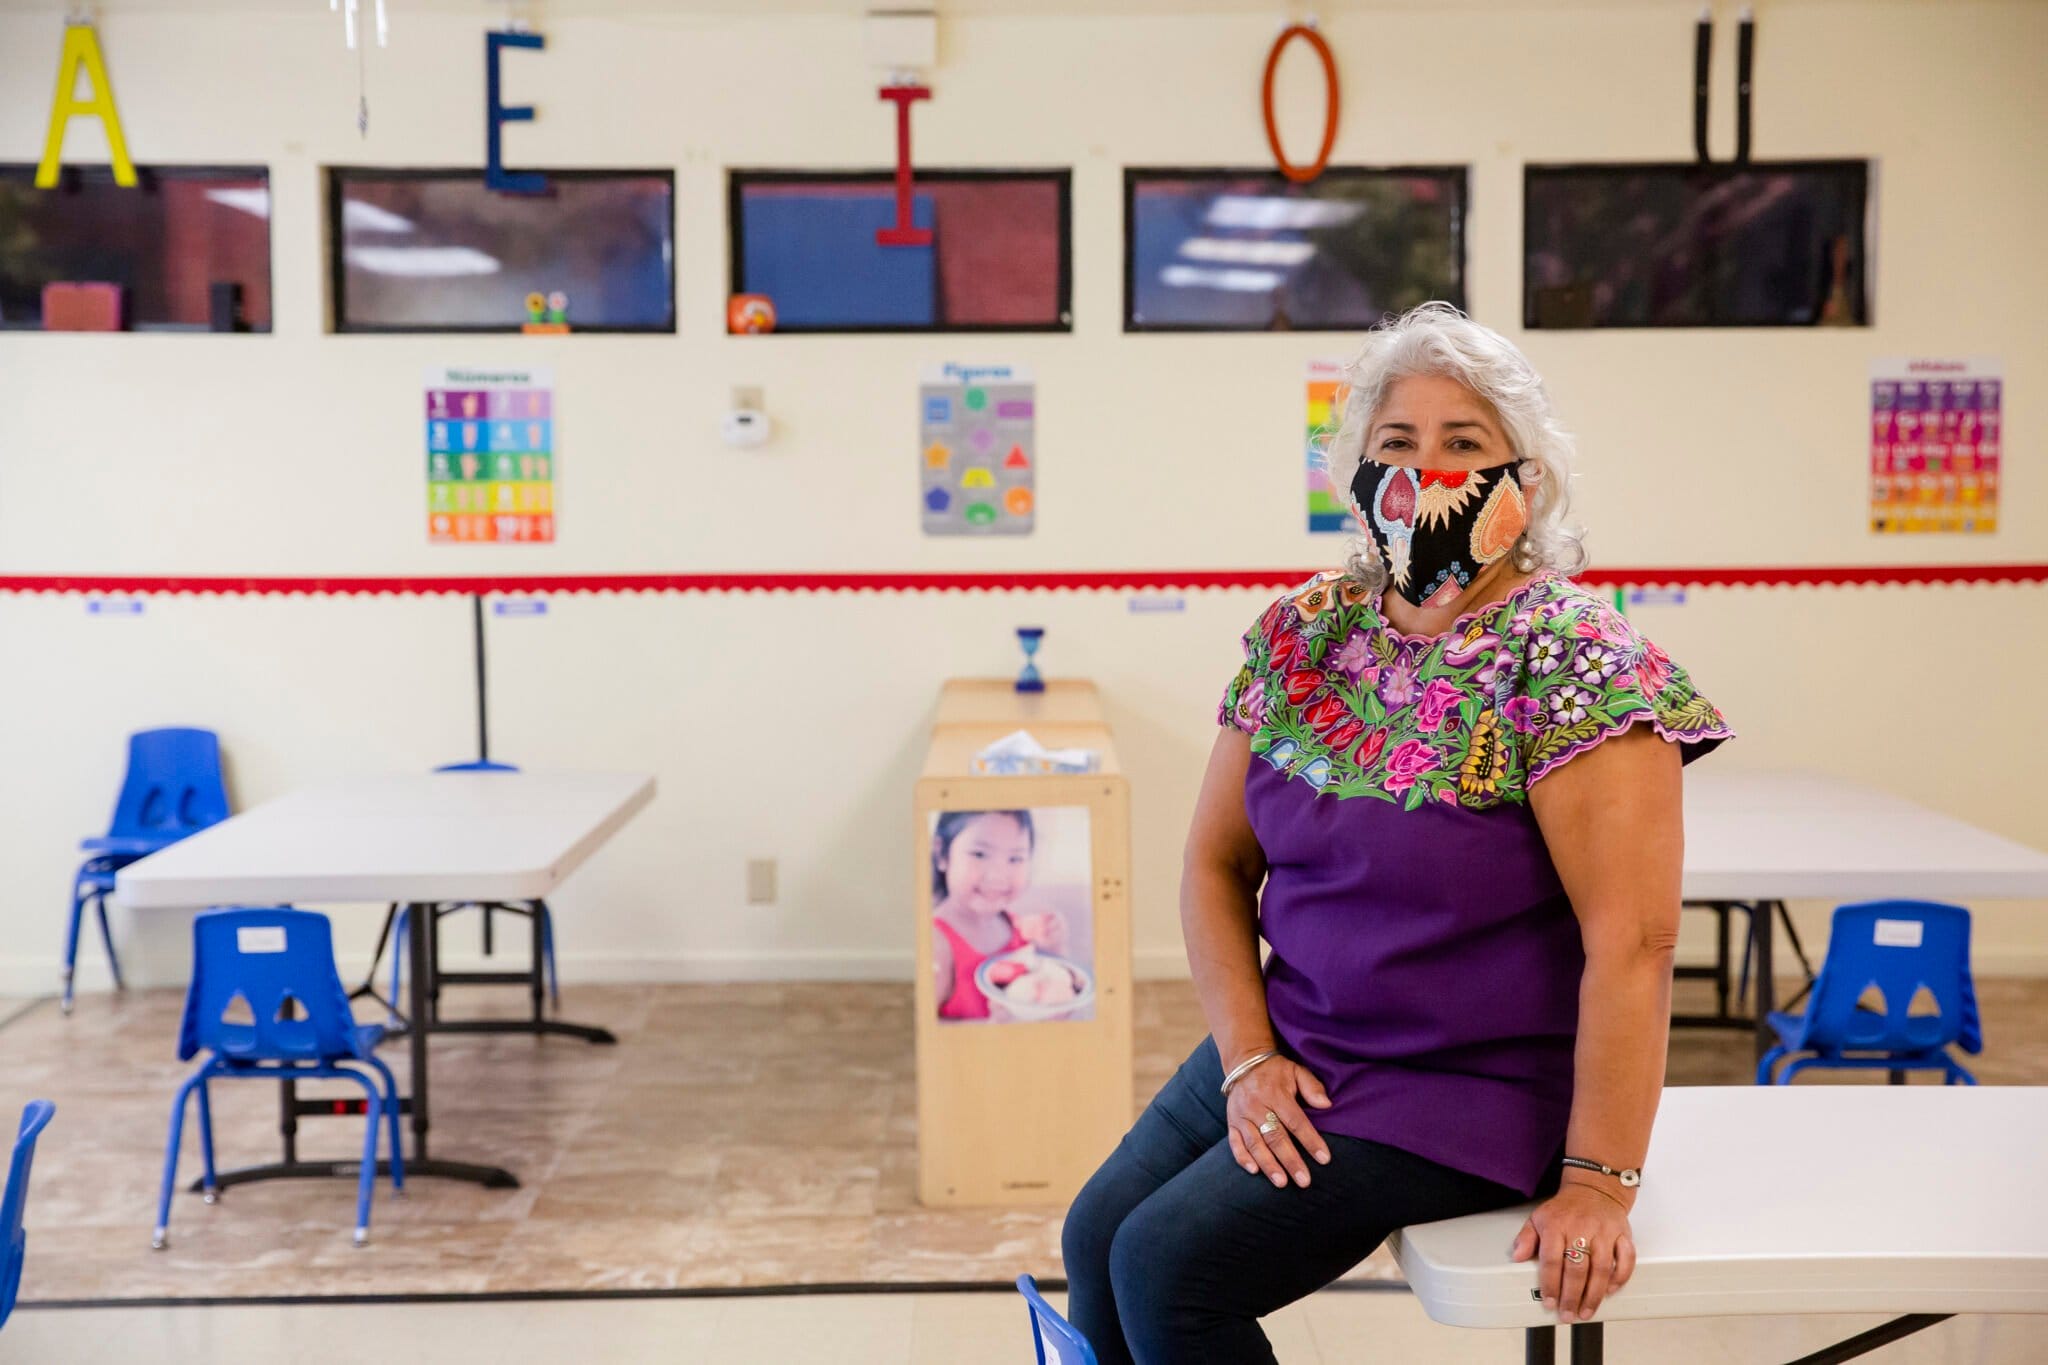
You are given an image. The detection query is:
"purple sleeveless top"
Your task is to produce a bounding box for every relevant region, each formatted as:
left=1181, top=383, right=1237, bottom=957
left=1218, top=571, right=1732, bottom=1194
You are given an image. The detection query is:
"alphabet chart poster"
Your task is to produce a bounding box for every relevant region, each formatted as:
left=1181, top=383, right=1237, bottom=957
left=426, top=367, right=557, bottom=544
left=1869, top=358, right=2001, bottom=534
left=919, top=363, right=1035, bottom=536
left=1307, top=359, right=1350, bottom=532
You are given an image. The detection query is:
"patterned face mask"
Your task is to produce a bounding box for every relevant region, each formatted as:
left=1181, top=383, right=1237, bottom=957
left=1350, top=457, right=1530, bottom=609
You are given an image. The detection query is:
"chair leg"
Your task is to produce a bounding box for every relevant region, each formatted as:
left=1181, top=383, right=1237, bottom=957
left=93, top=892, right=125, bottom=992
left=1754, top=1045, right=1787, bottom=1086
left=61, top=881, right=88, bottom=1015
left=153, top=1072, right=204, bottom=1249
left=195, top=1079, right=220, bottom=1201
left=362, top=1054, right=408, bottom=1194
left=340, top=1068, right=384, bottom=1246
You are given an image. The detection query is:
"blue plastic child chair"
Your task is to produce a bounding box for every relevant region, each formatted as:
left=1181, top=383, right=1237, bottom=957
left=153, top=909, right=405, bottom=1250
left=65, top=728, right=230, bottom=1014
left=369, top=761, right=558, bottom=1022
left=0, top=1101, right=56, bottom=1332
left=1018, top=1274, right=1099, bottom=1365
left=1756, top=900, right=1982, bottom=1086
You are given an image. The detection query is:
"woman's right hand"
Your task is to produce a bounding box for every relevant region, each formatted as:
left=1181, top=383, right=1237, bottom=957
left=1224, top=1054, right=1333, bottom=1188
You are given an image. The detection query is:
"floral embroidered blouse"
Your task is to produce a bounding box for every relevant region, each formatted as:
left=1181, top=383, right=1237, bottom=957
left=1218, top=569, right=1732, bottom=1195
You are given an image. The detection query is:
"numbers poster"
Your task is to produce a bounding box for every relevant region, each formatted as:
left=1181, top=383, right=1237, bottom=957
left=1869, top=358, right=2000, bottom=535
left=919, top=363, right=1034, bottom=536
left=426, top=367, right=557, bottom=544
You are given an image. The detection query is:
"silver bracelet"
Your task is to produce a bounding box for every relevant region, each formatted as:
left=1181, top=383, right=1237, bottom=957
left=1218, top=1049, right=1280, bottom=1097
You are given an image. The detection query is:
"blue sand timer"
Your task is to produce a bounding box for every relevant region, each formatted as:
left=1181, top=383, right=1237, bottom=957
left=1015, top=627, right=1046, bottom=693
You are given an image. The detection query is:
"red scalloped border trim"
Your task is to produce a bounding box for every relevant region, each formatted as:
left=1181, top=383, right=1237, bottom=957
left=0, top=565, right=2042, bottom=597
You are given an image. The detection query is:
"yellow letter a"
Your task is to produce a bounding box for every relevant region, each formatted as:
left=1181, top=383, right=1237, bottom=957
left=38, top=24, right=136, bottom=189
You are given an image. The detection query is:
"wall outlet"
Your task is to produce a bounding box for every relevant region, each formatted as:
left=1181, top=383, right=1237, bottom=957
left=746, top=858, right=777, bottom=904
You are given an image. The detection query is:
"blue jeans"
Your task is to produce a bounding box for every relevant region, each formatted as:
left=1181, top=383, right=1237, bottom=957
left=1062, top=1037, right=1549, bottom=1365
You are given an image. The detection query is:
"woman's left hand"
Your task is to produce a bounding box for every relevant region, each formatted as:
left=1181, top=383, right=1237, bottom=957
left=1509, top=1183, right=1636, bottom=1322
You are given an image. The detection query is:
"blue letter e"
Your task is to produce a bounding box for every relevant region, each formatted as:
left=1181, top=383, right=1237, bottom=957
left=486, top=31, right=548, bottom=194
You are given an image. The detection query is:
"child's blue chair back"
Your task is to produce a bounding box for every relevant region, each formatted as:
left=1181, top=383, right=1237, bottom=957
left=0, top=1100, right=56, bottom=1331
left=179, top=909, right=360, bottom=1064
left=109, top=728, right=229, bottom=843
left=1017, top=1274, right=1098, bottom=1365
left=1791, top=900, right=1981, bottom=1055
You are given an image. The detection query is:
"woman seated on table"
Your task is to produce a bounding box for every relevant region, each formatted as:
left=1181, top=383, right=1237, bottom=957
left=1061, top=302, right=1733, bottom=1363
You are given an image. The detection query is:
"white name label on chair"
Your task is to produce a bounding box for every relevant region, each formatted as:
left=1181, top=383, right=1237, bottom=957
left=1873, top=918, right=1924, bottom=947
left=236, top=927, right=287, bottom=954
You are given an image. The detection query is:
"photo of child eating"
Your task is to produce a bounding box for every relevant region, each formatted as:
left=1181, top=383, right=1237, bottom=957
left=928, top=807, right=1096, bottom=1024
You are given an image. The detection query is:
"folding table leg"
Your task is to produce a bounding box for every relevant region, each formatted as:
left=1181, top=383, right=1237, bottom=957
left=530, top=904, right=546, bottom=1026
left=1524, top=1326, right=1555, bottom=1365
left=1714, top=903, right=1731, bottom=1017
left=1782, top=1314, right=1952, bottom=1365
left=1751, top=898, right=1777, bottom=1062
left=1570, top=1322, right=1603, bottom=1364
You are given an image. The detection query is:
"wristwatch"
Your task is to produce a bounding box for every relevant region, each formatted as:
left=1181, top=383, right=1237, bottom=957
left=1561, top=1155, right=1642, bottom=1188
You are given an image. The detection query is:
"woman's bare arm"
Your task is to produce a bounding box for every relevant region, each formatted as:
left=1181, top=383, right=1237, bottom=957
left=1182, top=729, right=1274, bottom=1075
left=1185, top=729, right=1336, bottom=1187
left=1517, top=725, right=1683, bottom=1318
left=1531, top=725, right=1682, bottom=1191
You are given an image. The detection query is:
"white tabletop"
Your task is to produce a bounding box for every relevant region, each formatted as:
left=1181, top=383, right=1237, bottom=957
left=1392, top=1085, right=2048, bottom=1327
left=1682, top=769, right=2048, bottom=902
left=116, top=770, right=656, bottom=909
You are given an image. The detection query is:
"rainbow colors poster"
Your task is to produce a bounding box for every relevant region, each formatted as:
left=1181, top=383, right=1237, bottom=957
left=1307, top=359, right=1350, bottom=533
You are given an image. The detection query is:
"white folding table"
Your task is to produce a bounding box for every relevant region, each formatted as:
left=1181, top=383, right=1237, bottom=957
left=1392, top=1086, right=2048, bottom=1363
left=116, top=769, right=656, bottom=1190
left=1679, top=770, right=2048, bottom=1057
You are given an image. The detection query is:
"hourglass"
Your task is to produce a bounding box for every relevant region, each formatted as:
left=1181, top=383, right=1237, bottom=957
left=1015, top=627, right=1045, bottom=693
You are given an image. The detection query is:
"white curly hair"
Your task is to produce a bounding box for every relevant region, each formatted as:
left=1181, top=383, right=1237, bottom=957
left=1318, top=302, right=1587, bottom=590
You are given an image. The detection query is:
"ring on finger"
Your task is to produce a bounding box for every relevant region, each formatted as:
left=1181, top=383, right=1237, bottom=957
left=1257, top=1111, right=1282, bottom=1136
left=1562, top=1246, right=1587, bottom=1263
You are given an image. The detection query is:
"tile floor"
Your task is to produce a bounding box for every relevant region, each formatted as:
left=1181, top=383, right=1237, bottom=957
left=0, top=974, right=2040, bottom=1312
left=6, top=1289, right=2048, bottom=1364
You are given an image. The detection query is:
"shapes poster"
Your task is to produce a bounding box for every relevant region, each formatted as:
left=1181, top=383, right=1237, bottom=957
left=426, top=367, right=556, bottom=544
left=1307, top=358, right=1351, bottom=532
left=920, top=363, right=1034, bottom=535
left=1869, top=358, right=2000, bottom=534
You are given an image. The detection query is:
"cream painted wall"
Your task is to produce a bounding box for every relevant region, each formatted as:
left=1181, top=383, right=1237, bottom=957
left=0, top=1, right=2043, bottom=996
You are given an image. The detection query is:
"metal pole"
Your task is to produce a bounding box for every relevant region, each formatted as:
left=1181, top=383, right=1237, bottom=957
left=472, top=593, right=489, bottom=763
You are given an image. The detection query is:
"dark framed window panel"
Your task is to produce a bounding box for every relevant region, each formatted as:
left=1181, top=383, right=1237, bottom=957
left=727, top=169, right=1072, bottom=334
left=1523, top=160, right=1872, bottom=329
left=1123, top=166, right=1468, bottom=333
left=0, top=164, right=273, bottom=332
left=328, top=167, right=677, bottom=334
